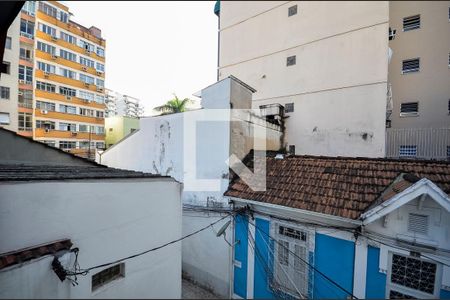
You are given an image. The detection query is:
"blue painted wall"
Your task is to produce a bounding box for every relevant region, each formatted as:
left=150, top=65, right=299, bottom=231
left=441, top=289, right=450, bottom=299
left=313, top=233, right=355, bottom=299
left=234, top=214, right=248, bottom=298
left=253, top=217, right=275, bottom=299
left=365, top=246, right=387, bottom=299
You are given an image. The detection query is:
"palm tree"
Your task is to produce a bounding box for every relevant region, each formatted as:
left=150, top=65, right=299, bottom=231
left=153, top=94, right=193, bottom=115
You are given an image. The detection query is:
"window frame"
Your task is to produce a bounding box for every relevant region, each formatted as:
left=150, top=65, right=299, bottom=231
left=402, top=58, right=420, bottom=74
left=400, top=102, right=419, bottom=117
left=0, top=86, right=10, bottom=100
left=91, top=263, right=125, bottom=292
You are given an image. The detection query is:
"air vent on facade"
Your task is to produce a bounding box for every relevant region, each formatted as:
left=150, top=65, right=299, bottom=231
left=286, top=55, right=296, bottom=66
left=408, top=213, right=428, bottom=235
left=403, top=15, right=420, bottom=31
left=400, top=102, right=418, bottom=116
left=51, top=36, right=58, bottom=41
left=285, top=103, right=294, bottom=113
left=66, top=96, right=72, bottom=100
left=96, top=71, right=102, bottom=76
left=51, top=54, right=58, bottom=60
left=288, top=5, right=298, bottom=17
left=81, top=66, right=87, bottom=71
left=402, top=58, right=420, bottom=74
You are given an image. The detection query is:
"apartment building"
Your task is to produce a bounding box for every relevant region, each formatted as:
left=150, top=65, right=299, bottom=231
left=105, top=88, right=144, bottom=117
left=2, top=1, right=107, bottom=159
left=0, top=15, right=20, bottom=132
left=217, top=1, right=389, bottom=158
left=386, top=1, right=450, bottom=160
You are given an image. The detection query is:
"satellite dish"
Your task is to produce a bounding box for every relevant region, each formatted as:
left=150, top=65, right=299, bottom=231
left=216, top=220, right=231, bottom=237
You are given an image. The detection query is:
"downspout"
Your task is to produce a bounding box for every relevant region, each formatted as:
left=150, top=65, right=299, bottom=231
left=229, top=199, right=235, bottom=298
left=215, top=0, right=220, bottom=81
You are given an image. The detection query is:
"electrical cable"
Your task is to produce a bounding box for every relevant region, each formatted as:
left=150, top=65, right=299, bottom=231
left=67, top=212, right=234, bottom=277
left=245, top=214, right=358, bottom=299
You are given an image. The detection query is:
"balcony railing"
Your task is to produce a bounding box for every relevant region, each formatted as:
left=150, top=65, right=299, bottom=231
left=18, top=127, right=32, bottom=131
left=18, top=102, right=33, bottom=108
left=20, top=32, right=34, bottom=39
left=386, top=128, right=450, bottom=160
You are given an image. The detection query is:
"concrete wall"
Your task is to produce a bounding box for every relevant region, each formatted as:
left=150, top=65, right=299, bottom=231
left=105, top=116, right=139, bottom=148
left=0, top=178, right=182, bottom=299
left=0, top=128, right=96, bottom=166
left=0, top=14, right=20, bottom=132
left=219, top=1, right=389, bottom=157
left=389, top=1, right=450, bottom=129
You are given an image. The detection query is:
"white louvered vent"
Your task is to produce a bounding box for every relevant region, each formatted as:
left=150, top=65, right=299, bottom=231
left=408, top=213, right=428, bottom=235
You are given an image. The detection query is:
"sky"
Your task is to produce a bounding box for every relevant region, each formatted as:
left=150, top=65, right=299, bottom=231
left=62, top=1, right=218, bottom=115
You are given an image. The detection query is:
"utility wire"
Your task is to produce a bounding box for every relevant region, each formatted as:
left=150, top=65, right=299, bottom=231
left=68, top=212, right=234, bottom=276
left=245, top=214, right=358, bottom=299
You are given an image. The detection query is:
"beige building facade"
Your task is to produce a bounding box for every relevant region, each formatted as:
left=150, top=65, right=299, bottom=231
left=386, top=1, right=450, bottom=159
left=218, top=1, right=390, bottom=158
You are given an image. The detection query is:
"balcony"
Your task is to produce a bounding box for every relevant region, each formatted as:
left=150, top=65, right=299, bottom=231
left=35, top=128, right=105, bottom=140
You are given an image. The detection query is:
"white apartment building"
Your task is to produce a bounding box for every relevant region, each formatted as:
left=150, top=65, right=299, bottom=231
left=105, top=88, right=144, bottom=118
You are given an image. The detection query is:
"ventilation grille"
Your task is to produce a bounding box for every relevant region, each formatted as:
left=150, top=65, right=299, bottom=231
left=408, top=213, right=428, bottom=235
left=402, top=58, right=420, bottom=74
left=403, top=15, right=420, bottom=31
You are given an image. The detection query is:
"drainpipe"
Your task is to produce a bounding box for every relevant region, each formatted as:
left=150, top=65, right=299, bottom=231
left=228, top=200, right=235, bottom=298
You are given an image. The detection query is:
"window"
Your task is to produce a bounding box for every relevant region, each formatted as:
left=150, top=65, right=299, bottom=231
left=36, top=120, right=55, bottom=129
left=58, top=11, right=68, bottom=23
left=95, top=62, right=105, bottom=73
left=96, top=78, right=104, bottom=87
left=403, top=15, right=420, bottom=31
left=95, top=126, right=105, bottom=135
left=0, top=112, right=10, bottom=125
left=20, top=19, right=34, bottom=39
left=40, top=140, right=56, bottom=147
left=388, top=253, right=438, bottom=298
left=399, top=145, right=417, bottom=157
left=79, top=74, right=95, bottom=84
left=59, top=141, right=76, bottom=149
left=288, top=5, right=298, bottom=17
left=36, top=100, right=55, bottom=111
left=21, top=1, right=36, bottom=16
left=286, top=55, right=296, bottom=66
left=448, top=99, right=450, bottom=114
left=448, top=53, right=450, bottom=67
left=60, top=31, right=76, bottom=44
left=19, top=65, right=33, bottom=83
left=80, top=56, right=95, bottom=68
left=96, top=142, right=105, bottom=149
left=5, top=37, right=11, bottom=49
left=60, top=67, right=76, bottom=79
left=400, top=102, right=418, bottom=116
left=37, top=41, right=55, bottom=55
left=78, top=40, right=95, bottom=53
left=79, top=124, right=90, bottom=132
left=79, top=90, right=94, bottom=101
left=80, top=108, right=94, bottom=117
left=59, top=49, right=77, bottom=62
left=96, top=111, right=104, bottom=118
left=59, top=104, right=76, bottom=114
left=407, top=213, right=428, bottom=235
left=402, top=58, right=420, bottom=74
left=92, top=263, right=124, bottom=291
left=36, top=81, right=56, bottom=93
left=3, top=62, right=10, bottom=74
left=37, top=61, right=56, bottom=74
left=95, top=94, right=105, bottom=104
left=0, top=87, right=10, bottom=100
left=285, top=103, right=294, bottom=113
left=96, top=47, right=105, bottom=57
left=288, top=145, right=295, bottom=155
left=18, top=112, right=32, bottom=131
left=272, top=223, right=308, bottom=297
left=19, top=89, right=33, bottom=108
left=38, top=22, right=56, bottom=37
left=59, top=122, right=76, bottom=132
left=59, top=86, right=76, bottom=97
left=20, top=48, right=32, bottom=60
left=39, top=2, right=57, bottom=18
left=79, top=141, right=90, bottom=149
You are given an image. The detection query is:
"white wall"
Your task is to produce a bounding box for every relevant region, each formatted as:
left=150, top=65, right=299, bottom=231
left=0, top=178, right=182, bottom=299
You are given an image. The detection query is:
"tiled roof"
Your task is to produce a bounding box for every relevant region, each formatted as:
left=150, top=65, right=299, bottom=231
left=0, top=239, right=72, bottom=270
left=0, top=164, right=169, bottom=181
left=225, top=151, right=450, bottom=220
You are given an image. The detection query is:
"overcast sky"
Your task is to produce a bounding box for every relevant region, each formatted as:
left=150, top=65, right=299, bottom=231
left=62, top=1, right=218, bottom=115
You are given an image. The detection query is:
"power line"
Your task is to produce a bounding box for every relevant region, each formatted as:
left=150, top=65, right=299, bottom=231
left=244, top=214, right=357, bottom=299
left=66, top=212, right=234, bottom=277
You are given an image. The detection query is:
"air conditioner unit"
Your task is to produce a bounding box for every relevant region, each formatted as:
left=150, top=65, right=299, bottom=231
left=96, top=87, right=103, bottom=92
left=18, top=91, right=23, bottom=96
left=83, top=99, right=90, bottom=103
left=66, top=96, right=72, bottom=100
left=51, top=36, right=58, bottom=41
left=51, top=54, right=58, bottom=60
left=44, top=71, right=50, bottom=77
left=44, top=128, right=50, bottom=133
left=19, top=79, right=25, bottom=84
left=71, top=132, right=77, bottom=136
left=81, top=66, right=87, bottom=71
left=96, top=71, right=102, bottom=76
left=41, top=109, right=48, bottom=114
left=84, top=83, right=90, bottom=87
left=85, top=50, right=91, bottom=55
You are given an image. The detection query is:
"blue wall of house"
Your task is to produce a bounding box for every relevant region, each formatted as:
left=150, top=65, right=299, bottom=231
left=365, top=245, right=387, bottom=299
left=253, top=217, right=275, bottom=299
left=313, top=233, right=355, bottom=299
left=441, top=289, right=450, bottom=299
left=234, top=214, right=248, bottom=298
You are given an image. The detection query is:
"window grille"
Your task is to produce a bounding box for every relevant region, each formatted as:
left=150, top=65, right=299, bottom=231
left=399, top=145, right=417, bottom=157
left=402, top=58, right=420, bottom=74
left=403, top=15, right=420, bottom=31
left=92, top=263, right=124, bottom=291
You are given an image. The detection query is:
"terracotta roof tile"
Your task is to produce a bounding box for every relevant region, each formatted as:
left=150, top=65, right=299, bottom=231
left=225, top=151, right=450, bottom=220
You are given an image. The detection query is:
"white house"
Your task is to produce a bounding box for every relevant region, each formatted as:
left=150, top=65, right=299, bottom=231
left=225, top=152, right=450, bottom=299
left=0, top=130, right=182, bottom=299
